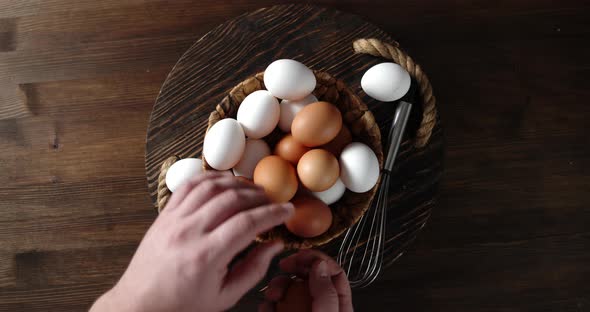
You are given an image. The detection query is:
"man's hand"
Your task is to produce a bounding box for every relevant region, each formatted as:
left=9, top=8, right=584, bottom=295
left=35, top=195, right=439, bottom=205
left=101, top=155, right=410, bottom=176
left=259, top=249, right=353, bottom=312
left=90, top=172, right=294, bottom=312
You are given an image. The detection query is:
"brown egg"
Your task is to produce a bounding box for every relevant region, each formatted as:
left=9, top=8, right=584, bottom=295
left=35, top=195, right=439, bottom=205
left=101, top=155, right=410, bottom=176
left=291, top=101, right=342, bottom=147
left=276, top=279, right=312, bottom=312
left=297, top=149, right=339, bottom=192
left=274, top=134, right=311, bottom=165
left=322, top=125, right=352, bottom=156
left=285, top=193, right=333, bottom=238
left=253, top=156, right=298, bottom=202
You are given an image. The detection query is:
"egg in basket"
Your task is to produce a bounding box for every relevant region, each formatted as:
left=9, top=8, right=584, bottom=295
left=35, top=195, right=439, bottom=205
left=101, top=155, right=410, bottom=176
left=164, top=59, right=384, bottom=249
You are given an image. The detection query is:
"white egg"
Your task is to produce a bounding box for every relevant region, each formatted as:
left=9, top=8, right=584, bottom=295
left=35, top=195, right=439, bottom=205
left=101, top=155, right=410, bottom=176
left=278, top=94, right=318, bottom=132
left=361, top=62, right=411, bottom=102
left=203, top=118, right=246, bottom=170
left=165, top=158, right=203, bottom=192
left=236, top=90, right=280, bottom=139
left=340, top=142, right=380, bottom=193
left=312, top=178, right=346, bottom=205
left=232, top=139, right=271, bottom=179
left=264, top=59, right=316, bottom=100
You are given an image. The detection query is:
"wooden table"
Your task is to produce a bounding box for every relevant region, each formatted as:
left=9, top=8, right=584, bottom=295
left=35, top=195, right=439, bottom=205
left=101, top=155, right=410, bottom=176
left=0, top=1, right=588, bottom=311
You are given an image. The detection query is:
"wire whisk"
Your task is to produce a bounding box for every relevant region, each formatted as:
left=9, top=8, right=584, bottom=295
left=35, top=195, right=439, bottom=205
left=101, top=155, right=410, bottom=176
left=337, top=97, right=413, bottom=288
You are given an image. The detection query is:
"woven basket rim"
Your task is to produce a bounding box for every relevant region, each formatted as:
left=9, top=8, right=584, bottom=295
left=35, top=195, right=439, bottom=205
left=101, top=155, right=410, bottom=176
left=196, top=70, right=383, bottom=249
left=154, top=38, right=438, bottom=252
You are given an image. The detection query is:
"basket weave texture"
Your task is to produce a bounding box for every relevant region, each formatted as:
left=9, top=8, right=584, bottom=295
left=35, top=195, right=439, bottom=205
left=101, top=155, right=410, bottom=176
left=155, top=38, right=437, bottom=249
left=201, top=71, right=383, bottom=249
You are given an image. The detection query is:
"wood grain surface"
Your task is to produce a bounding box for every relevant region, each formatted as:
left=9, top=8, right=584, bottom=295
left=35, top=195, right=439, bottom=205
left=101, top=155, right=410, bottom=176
left=0, top=1, right=589, bottom=311
left=145, top=4, right=442, bottom=259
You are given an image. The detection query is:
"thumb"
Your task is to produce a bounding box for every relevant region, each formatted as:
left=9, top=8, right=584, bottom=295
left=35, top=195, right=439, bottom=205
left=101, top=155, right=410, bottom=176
left=309, top=260, right=339, bottom=312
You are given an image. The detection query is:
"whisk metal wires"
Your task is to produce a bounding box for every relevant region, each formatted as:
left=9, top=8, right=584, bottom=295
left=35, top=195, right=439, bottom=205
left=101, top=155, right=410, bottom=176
left=337, top=94, right=413, bottom=288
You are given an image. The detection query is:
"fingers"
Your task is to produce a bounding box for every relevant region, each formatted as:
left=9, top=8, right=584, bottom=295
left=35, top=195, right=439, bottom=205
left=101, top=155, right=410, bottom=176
left=279, top=250, right=353, bottom=312
left=196, top=187, right=270, bottom=232
left=176, top=175, right=260, bottom=217
left=333, top=271, right=354, bottom=312
left=178, top=187, right=270, bottom=239
left=279, top=249, right=338, bottom=277
left=209, top=202, right=294, bottom=264
left=264, top=275, right=291, bottom=302
left=309, top=260, right=339, bottom=312
left=163, top=172, right=227, bottom=211
left=257, top=275, right=291, bottom=312
left=221, top=241, right=284, bottom=302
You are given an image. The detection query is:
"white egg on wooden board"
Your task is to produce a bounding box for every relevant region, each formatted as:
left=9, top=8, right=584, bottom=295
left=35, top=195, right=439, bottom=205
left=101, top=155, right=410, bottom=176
left=165, top=158, right=203, bottom=192
left=340, top=142, right=380, bottom=193
left=361, top=62, right=411, bottom=102
left=232, top=139, right=271, bottom=179
left=237, top=90, right=280, bottom=139
left=278, top=94, right=318, bottom=132
left=264, top=59, right=316, bottom=100
left=203, top=118, right=246, bottom=170
left=312, top=178, right=346, bottom=205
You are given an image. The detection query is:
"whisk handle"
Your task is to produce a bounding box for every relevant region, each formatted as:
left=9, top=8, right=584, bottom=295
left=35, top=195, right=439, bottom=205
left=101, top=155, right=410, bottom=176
left=384, top=101, right=412, bottom=171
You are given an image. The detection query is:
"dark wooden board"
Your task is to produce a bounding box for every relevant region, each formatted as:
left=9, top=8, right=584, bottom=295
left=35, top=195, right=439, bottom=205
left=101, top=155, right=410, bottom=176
left=145, top=4, right=444, bottom=270
left=1, top=1, right=589, bottom=311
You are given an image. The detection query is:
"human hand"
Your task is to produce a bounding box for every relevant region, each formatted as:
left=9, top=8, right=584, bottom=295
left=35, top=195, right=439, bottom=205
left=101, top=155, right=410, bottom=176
left=90, top=172, right=294, bottom=312
left=259, top=249, right=353, bottom=312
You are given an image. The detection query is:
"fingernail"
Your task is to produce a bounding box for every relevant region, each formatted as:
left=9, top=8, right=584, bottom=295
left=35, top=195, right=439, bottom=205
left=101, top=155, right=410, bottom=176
left=318, top=260, right=328, bottom=278
left=282, top=202, right=295, bottom=215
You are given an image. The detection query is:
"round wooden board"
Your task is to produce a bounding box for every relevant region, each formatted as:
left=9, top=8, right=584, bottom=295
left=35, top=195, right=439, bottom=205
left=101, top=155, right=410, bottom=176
left=145, top=4, right=443, bottom=270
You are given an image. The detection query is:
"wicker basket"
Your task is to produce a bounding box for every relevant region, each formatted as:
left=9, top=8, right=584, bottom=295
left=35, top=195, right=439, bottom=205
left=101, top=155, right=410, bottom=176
left=199, top=71, right=383, bottom=249
left=155, top=38, right=437, bottom=249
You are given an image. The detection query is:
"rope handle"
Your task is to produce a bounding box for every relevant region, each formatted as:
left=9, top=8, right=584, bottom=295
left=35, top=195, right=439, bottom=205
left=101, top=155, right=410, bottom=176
left=157, top=155, right=180, bottom=213
left=353, top=38, right=437, bottom=148
left=156, top=38, right=437, bottom=211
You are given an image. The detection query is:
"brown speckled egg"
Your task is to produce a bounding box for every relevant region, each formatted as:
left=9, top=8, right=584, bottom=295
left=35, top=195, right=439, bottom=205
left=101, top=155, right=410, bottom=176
left=253, top=156, right=298, bottom=203
left=291, top=101, right=342, bottom=147
left=274, top=134, right=311, bottom=165
left=285, top=193, right=333, bottom=238
left=297, top=149, right=339, bottom=192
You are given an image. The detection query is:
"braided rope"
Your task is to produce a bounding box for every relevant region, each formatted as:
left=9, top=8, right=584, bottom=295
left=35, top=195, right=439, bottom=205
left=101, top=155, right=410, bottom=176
left=353, top=38, right=437, bottom=148
left=157, top=155, right=180, bottom=212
